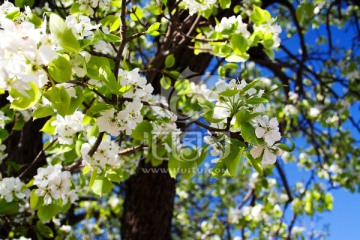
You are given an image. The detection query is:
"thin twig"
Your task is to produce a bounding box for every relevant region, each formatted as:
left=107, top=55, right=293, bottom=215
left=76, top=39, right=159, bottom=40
left=19, top=138, right=58, bottom=179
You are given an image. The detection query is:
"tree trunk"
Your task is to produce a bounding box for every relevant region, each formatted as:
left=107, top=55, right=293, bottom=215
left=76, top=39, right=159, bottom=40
left=120, top=42, right=212, bottom=239
left=0, top=97, right=45, bottom=181
left=120, top=161, right=176, bottom=240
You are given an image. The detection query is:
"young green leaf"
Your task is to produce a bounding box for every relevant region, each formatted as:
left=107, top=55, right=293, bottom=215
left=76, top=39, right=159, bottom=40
left=49, top=14, right=80, bottom=53
left=37, top=204, right=58, bottom=222
left=91, top=176, right=113, bottom=196
left=48, top=56, right=72, bottom=83
left=165, top=54, right=175, bottom=68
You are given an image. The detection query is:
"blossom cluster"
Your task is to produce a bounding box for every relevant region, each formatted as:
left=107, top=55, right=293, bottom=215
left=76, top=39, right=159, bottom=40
left=185, top=78, right=282, bottom=165
left=52, top=111, right=85, bottom=145
left=0, top=177, right=30, bottom=203
left=215, top=15, right=250, bottom=38
left=182, top=0, right=216, bottom=16
left=250, top=115, right=282, bottom=164
left=118, top=68, right=154, bottom=101
left=34, top=164, right=78, bottom=205
left=0, top=3, right=56, bottom=95
left=78, top=0, right=111, bottom=16
left=65, top=14, right=100, bottom=40
left=81, top=135, right=121, bottom=171
left=97, top=99, right=143, bottom=135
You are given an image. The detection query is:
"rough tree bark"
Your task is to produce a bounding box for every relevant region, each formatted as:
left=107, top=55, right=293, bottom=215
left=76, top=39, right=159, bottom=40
left=120, top=11, right=213, bottom=235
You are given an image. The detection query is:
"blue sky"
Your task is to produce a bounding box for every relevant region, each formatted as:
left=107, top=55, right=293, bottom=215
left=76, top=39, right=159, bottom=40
left=278, top=14, right=360, bottom=238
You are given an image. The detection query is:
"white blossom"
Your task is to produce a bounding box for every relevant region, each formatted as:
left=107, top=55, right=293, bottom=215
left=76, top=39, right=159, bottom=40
left=0, top=144, right=7, bottom=164
left=253, top=18, right=282, bottom=48
left=81, top=135, right=121, bottom=170
left=65, top=15, right=100, bottom=39
left=118, top=68, right=153, bottom=101
left=255, top=115, right=281, bottom=146
left=34, top=164, right=77, bottom=206
left=60, top=225, right=72, bottom=233
left=0, top=177, right=30, bottom=203
left=78, top=0, right=99, bottom=16
left=182, top=0, right=216, bottom=16
left=0, top=2, right=19, bottom=17
left=117, top=99, right=144, bottom=135
left=309, top=107, right=321, bottom=118
left=0, top=16, right=56, bottom=95
left=250, top=144, right=278, bottom=164
left=215, top=15, right=250, bottom=37
left=52, top=112, right=84, bottom=145
left=0, top=111, right=9, bottom=128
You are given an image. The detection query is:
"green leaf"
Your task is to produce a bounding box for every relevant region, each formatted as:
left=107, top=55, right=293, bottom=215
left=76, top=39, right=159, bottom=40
left=36, top=221, right=54, bottom=238
left=250, top=5, right=271, bottom=25
left=147, top=22, right=161, bottom=35
left=264, top=48, right=275, bottom=60
left=28, top=13, right=43, bottom=28
left=241, top=123, right=258, bottom=145
left=160, top=76, right=172, bottom=90
left=247, top=152, right=263, bottom=174
left=304, top=2, right=315, bottom=18
left=165, top=54, right=175, bottom=68
left=33, top=106, right=55, bottom=120
left=88, top=168, right=98, bottom=192
left=220, top=0, right=231, bottom=9
left=324, top=193, right=333, bottom=211
left=197, top=146, right=208, bottom=166
left=101, top=32, right=122, bottom=42
left=86, top=56, right=119, bottom=93
left=246, top=97, right=269, bottom=104
left=40, top=117, right=56, bottom=134
left=48, top=56, right=72, bottom=83
left=277, top=137, right=295, bottom=152
left=203, top=115, right=225, bottom=124
left=296, top=5, right=304, bottom=23
left=68, top=86, right=84, bottom=115
left=213, top=45, right=232, bottom=57
left=0, top=198, right=19, bottom=215
left=30, top=189, right=43, bottom=210
left=100, top=15, right=121, bottom=32
left=60, top=200, right=71, bottom=213
left=197, top=98, right=214, bottom=111
left=43, top=85, right=71, bottom=117
left=234, top=108, right=262, bottom=128
left=219, top=89, right=239, bottom=97
left=106, top=170, right=122, bottom=183
left=99, top=66, right=119, bottom=93
left=49, top=14, right=80, bottom=53
left=168, top=154, right=180, bottom=179
left=222, top=139, right=245, bottom=176
left=10, top=82, right=39, bottom=110
left=130, top=6, right=144, bottom=21
left=15, top=0, right=35, bottom=7
left=230, top=34, right=249, bottom=55
left=241, top=79, right=261, bottom=93
left=91, top=176, right=113, bottom=196
left=131, top=120, right=153, bottom=140
left=218, top=66, right=226, bottom=77
left=38, top=204, right=58, bottom=222
left=87, top=102, right=112, bottom=115
left=225, top=52, right=249, bottom=62
left=212, top=159, right=227, bottom=177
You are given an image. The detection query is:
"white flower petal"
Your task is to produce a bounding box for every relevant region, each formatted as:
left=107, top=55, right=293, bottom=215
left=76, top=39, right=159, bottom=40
left=269, top=117, right=279, bottom=128
left=262, top=148, right=277, bottom=164
left=255, top=127, right=266, bottom=138
left=250, top=145, right=264, bottom=159
left=257, top=115, right=269, bottom=127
